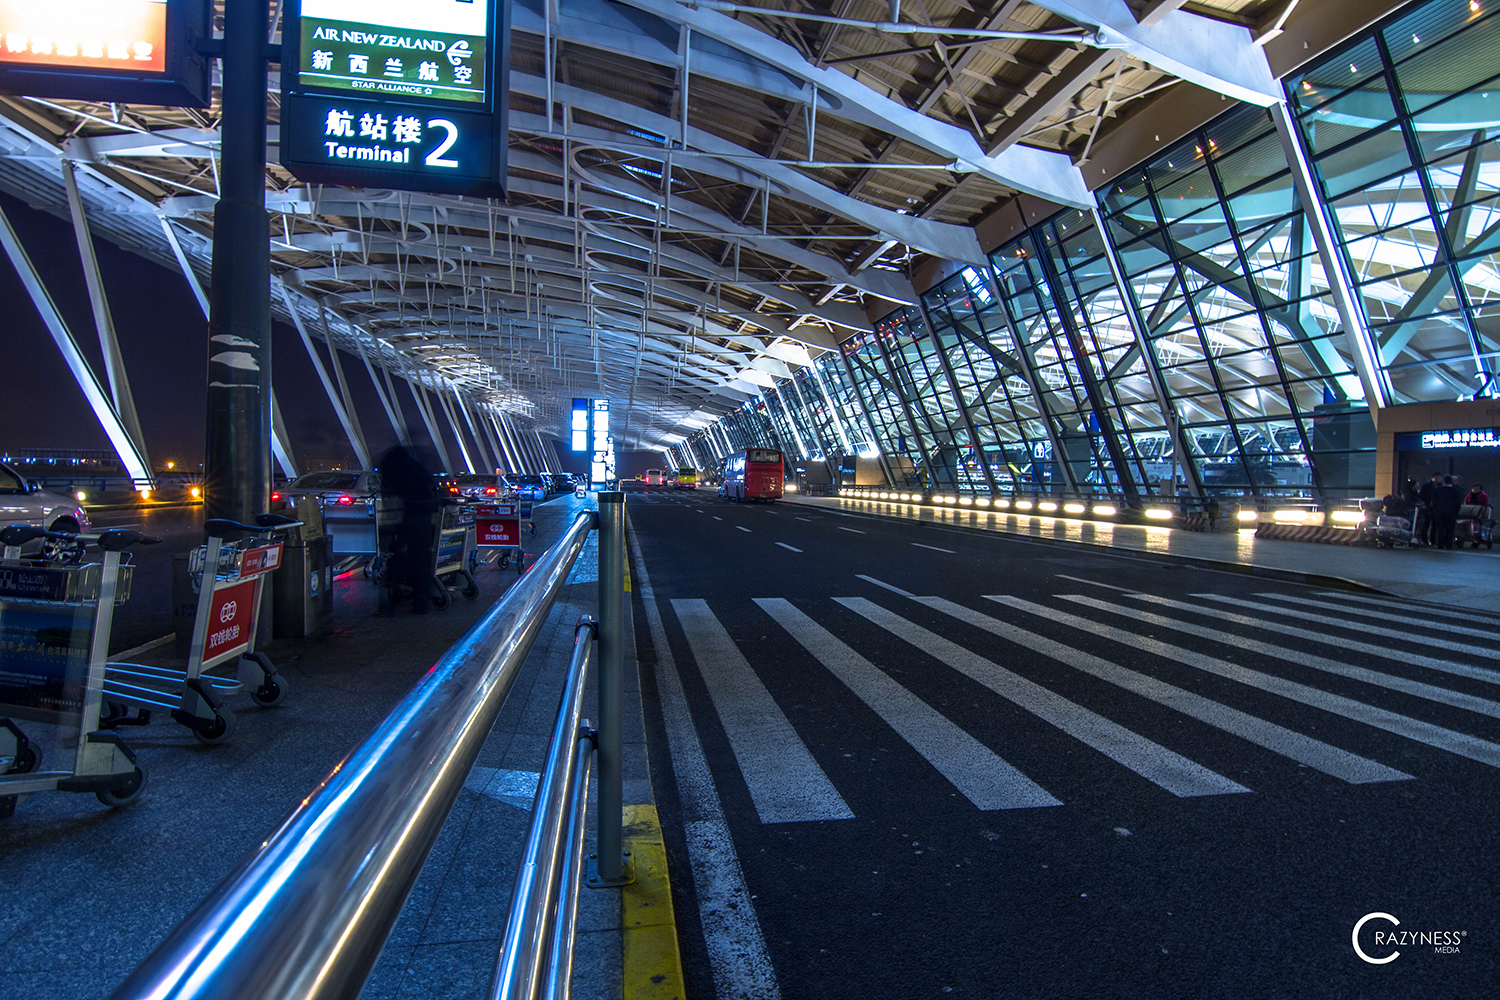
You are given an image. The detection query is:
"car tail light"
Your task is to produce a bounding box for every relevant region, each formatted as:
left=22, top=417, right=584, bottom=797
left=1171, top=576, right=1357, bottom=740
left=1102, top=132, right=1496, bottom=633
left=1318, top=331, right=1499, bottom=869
left=485, top=487, right=497, bottom=494
left=337, top=495, right=354, bottom=505
left=271, top=492, right=282, bottom=502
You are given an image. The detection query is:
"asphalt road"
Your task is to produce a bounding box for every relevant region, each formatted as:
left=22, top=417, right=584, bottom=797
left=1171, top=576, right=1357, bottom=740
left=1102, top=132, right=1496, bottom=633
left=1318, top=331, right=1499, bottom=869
left=625, top=486, right=1497, bottom=1000
left=86, top=505, right=204, bottom=654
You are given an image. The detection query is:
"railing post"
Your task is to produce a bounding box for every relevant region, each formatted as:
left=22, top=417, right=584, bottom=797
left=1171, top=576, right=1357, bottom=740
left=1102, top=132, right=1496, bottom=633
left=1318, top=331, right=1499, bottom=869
left=592, top=490, right=630, bottom=885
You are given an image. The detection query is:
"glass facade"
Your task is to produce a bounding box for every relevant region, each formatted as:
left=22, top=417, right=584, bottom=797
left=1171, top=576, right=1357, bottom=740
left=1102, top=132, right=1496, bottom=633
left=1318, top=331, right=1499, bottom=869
left=1290, top=0, right=1500, bottom=404
left=671, top=0, right=1494, bottom=503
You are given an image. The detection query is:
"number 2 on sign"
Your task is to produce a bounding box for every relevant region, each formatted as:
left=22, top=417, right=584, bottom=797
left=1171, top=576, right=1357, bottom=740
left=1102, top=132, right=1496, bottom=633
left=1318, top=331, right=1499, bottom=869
left=425, top=119, right=458, bottom=168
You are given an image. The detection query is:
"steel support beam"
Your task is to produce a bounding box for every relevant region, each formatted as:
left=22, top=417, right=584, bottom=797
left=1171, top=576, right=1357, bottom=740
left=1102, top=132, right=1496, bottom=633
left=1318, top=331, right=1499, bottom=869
left=0, top=200, right=152, bottom=485
left=282, top=286, right=372, bottom=470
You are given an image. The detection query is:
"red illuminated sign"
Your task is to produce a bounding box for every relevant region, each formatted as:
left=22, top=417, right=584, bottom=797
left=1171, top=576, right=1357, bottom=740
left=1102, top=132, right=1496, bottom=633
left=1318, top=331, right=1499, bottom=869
left=474, top=504, right=519, bottom=547
left=239, top=543, right=283, bottom=577
left=0, top=1, right=166, bottom=73
left=203, top=579, right=256, bottom=666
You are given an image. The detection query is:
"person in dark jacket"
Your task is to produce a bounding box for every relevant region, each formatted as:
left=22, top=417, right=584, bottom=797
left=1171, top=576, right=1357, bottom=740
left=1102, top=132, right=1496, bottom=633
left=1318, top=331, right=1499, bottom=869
left=1416, top=472, right=1442, bottom=545
left=1431, top=474, right=1465, bottom=550
left=377, top=444, right=439, bottom=615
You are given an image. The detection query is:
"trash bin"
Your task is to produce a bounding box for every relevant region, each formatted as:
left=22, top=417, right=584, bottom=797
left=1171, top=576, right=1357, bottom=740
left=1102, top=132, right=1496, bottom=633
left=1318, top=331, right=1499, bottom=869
left=273, top=534, right=333, bottom=638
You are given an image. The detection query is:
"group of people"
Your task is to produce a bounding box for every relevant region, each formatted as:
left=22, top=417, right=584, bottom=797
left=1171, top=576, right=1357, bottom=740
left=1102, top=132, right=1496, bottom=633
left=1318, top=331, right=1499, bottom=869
left=1382, top=474, right=1490, bottom=550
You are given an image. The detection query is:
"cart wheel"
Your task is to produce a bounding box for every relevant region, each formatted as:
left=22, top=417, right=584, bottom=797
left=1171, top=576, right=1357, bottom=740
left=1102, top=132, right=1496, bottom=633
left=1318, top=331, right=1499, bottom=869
left=461, top=573, right=479, bottom=600
left=250, top=673, right=290, bottom=707
left=529, top=521, right=537, bottom=536
left=193, top=710, right=236, bottom=745
left=433, top=586, right=451, bottom=610
left=498, top=553, right=510, bottom=569
left=516, top=553, right=526, bottom=575
left=99, top=700, right=128, bottom=727
left=7, top=743, right=39, bottom=774
left=96, top=761, right=147, bottom=808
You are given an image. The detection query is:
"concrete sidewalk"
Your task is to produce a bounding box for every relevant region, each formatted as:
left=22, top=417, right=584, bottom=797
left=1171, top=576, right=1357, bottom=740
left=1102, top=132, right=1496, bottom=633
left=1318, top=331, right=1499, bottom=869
left=785, top=494, right=1500, bottom=613
left=0, top=493, right=656, bottom=1000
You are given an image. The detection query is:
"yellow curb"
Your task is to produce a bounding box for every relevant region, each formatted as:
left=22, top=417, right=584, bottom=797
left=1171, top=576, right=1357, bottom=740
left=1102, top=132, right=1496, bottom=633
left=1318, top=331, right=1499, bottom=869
left=621, top=804, right=685, bottom=1000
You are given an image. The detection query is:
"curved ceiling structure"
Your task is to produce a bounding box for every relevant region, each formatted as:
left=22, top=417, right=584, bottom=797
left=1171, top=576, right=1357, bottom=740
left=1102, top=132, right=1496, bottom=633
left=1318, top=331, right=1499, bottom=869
left=0, top=0, right=1300, bottom=451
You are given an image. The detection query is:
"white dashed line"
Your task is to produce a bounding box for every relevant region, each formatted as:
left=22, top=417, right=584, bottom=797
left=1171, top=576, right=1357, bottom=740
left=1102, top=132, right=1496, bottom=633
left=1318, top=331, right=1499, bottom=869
left=713, top=516, right=724, bottom=521
left=775, top=542, right=803, bottom=552
left=794, top=517, right=815, bottom=522
left=837, top=526, right=866, bottom=534
left=736, top=525, right=752, bottom=533
left=910, top=542, right=955, bottom=554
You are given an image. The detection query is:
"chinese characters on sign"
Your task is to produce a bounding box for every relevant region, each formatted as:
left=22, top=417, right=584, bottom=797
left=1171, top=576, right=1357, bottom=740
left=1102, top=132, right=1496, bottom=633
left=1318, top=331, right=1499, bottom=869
left=1421, top=428, right=1500, bottom=449
left=0, top=0, right=166, bottom=73
left=298, top=0, right=486, bottom=103
left=202, top=579, right=256, bottom=666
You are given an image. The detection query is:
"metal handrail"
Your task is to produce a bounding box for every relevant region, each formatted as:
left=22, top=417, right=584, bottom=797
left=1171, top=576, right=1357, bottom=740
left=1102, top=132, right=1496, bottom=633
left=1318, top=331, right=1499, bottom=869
left=493, top=619, right=596, bottom=1000
left=109, top=510, right=598, bottom=1000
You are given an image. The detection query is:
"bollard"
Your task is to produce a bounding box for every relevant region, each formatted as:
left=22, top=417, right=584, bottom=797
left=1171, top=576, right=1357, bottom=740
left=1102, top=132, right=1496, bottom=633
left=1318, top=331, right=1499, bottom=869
left=593, top=491, right=629, bottom=885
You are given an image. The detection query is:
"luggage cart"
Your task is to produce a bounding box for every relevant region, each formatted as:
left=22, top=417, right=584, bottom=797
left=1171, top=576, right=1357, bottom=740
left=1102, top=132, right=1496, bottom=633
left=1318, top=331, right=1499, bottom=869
left=0, top=524, right=155, bottom=816
left=472, top=501, right=527, bottom=576
left=434, top=500, right=479, bottom=605
left=101, top=515, right=298, bottom=744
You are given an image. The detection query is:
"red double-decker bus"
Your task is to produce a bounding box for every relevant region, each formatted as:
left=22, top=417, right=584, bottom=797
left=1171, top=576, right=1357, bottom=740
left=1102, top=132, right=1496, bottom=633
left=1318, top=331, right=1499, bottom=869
left=722, top=448, right=784, bottom=501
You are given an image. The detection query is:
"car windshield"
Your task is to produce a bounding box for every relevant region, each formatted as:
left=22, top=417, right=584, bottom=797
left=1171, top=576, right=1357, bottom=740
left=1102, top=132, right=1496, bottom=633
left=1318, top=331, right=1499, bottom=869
left=0, top=463, right=25, bottom=493
left=293, top=472, right=361, bottom=490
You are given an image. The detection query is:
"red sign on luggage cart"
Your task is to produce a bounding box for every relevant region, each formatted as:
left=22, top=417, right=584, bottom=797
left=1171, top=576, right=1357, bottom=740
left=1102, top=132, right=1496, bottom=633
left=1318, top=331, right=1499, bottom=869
left=474, top=504, right=520, bottom=547
left=239, top=543, right=283, bottom=577
left=203, top=578, right=257, bottom=666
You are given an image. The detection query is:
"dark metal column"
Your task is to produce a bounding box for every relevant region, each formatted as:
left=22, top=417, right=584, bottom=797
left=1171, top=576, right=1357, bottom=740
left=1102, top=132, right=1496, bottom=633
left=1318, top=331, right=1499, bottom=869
left=593, top=491, right=629, bottom=885
left=205, top=0, right=272, bottom=523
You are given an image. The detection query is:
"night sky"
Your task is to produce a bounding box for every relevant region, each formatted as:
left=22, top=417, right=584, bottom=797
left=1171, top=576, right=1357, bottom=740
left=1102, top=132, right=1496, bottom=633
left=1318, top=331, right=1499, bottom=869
left=0, top=189, right=551, bottom=474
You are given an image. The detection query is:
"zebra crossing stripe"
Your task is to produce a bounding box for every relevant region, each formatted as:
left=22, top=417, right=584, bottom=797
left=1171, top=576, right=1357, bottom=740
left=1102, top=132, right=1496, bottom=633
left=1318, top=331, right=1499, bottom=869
left=1315, top=590, right=1500, bottom=625
left=753, top=598, right=1062, bottom=810
left=1192, top=594, right=1500, bottom=662
left=1254, top=593, right=1500, bottom=643
left=834, top=597, right=1250, bottom=798
left=1060, top=594, right=1500, bottom=721
left=629, top=535, right=782, bottom=999
left=911, top=596, right=1408, bottom=785
left=1128, top=594, right=1500, bottom=688
left=671, top=599, right=854, bottom=824
left=991, top=596, right=1500, bottom=770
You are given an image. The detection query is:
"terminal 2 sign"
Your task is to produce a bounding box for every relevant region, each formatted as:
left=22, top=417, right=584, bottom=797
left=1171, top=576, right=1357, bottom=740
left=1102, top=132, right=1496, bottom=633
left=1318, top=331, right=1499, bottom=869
left=281, top=0, right=509, bottom=197
left=0, top=0, right=210, bottom=106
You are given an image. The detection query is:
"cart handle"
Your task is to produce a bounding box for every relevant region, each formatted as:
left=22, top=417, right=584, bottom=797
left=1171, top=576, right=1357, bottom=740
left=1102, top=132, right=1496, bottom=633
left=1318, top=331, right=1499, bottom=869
left=0, top=524, right=160, bottom=549
left=204, top=513, right=305, bottom=538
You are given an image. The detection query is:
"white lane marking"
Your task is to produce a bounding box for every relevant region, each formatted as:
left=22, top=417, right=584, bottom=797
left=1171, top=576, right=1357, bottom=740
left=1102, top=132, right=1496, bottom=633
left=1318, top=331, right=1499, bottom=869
left=754, top=599, right=1060, bottom=809
left=1063, top=594, right=1500, bottom=721
left=837, top=526, right=866, bottom=534
left=795, top=517, right=815, bottom=522
left=1130, top=593, right=1500, bottom=687
left=775, top=542, right=803, bottom=552
left=629, top=531, right=782, bottom=1000
left=736, top=526, right=753, bottom=533
left=1193, top=594, right=1500, bottom=661
left=1255, top=592, right=1500, bottom=643
left=763, top=511, right=780, bottom=516
left=671, top=599, right=853, bottom=824
left=836, top=598, right=1249, bottom=798
left=992, top=596, right=1500, bottom=770
left=713, top=516, right=724, bottom=521
left=910, top=542, right=956, bottom=554
left=856, top=574, right=914, bottom=598
left=1316, top=589, right=1500, bottom=624
left=919, top=596, right=1408, bottom=784
left=1053, top=574, right=1136, bottom=593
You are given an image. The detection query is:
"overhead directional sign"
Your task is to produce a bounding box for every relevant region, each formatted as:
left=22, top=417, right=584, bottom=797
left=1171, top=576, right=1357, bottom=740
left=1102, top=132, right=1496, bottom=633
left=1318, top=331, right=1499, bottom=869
left=281, top=0, right=509, bottom=198
left=0, top=0, right=210, bottom=106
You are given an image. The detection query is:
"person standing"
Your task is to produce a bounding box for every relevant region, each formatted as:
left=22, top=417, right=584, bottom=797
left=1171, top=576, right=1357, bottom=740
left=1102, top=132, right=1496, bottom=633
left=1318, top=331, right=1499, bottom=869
left=1465, top=483, right=1490, bottom=510
left=1431, top=474, right=1465, bottom=550
left=376, top=444, right=439, bottom=615
left=1416, top=472, right=1442, bottom=545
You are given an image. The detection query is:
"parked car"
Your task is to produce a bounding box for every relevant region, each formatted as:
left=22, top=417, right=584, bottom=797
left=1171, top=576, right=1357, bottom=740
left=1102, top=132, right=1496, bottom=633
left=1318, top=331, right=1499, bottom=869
left=445, top=473, right=507, bottom=500
left=502, top=473, right=547, bottom=502
left=543, top=473, right=574, bottom=495
left=272, top=469, right=380, bottom=509
left=0, top=459, right=91, bottom=554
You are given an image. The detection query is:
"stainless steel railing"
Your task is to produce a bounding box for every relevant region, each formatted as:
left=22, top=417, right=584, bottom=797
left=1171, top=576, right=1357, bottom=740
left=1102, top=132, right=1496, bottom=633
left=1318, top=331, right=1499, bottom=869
left=109, top=499, right=626, bottom=1000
